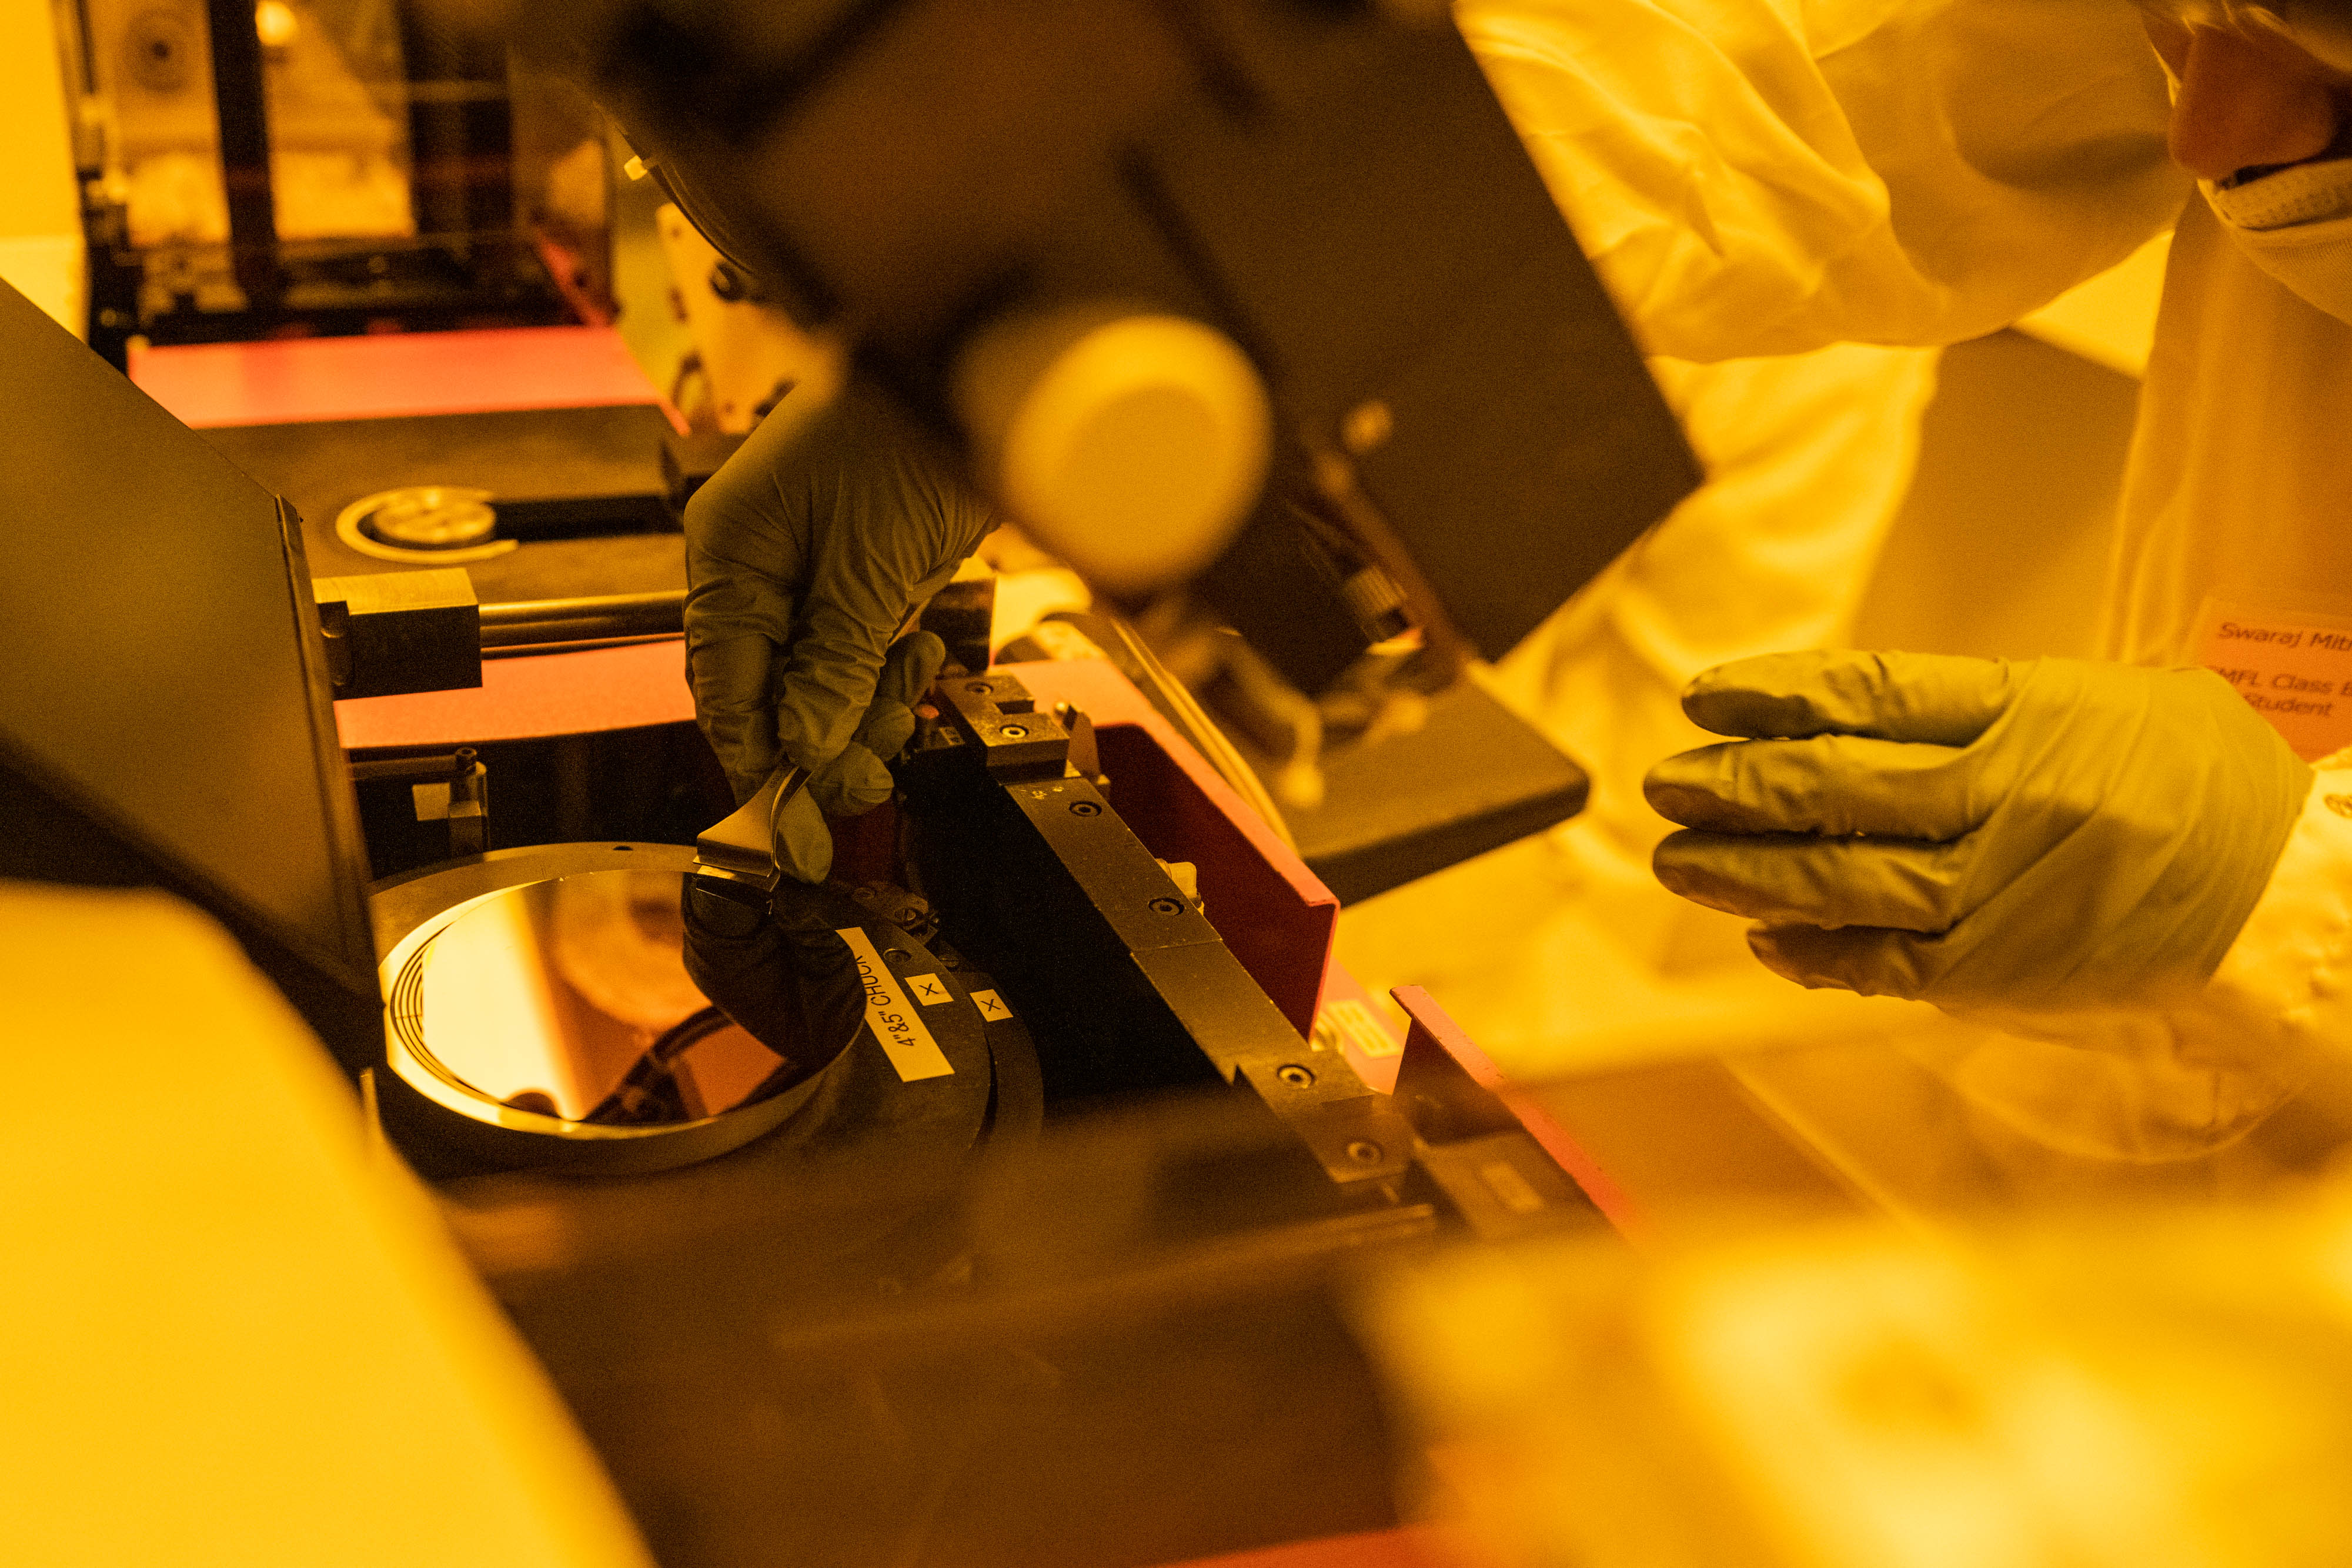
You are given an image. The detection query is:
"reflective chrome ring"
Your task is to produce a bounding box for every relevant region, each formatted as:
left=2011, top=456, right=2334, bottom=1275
left=370, top=842, right=824, bottom=1173
left=335, top=486, right=519, bottom=564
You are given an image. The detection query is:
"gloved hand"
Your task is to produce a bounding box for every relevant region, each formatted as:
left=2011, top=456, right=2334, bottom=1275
left=1643, top=650, right=2311, bottom=1011
left=750, top=630, right=950, bottom=885
left=686, top=384, right=994, bottom=881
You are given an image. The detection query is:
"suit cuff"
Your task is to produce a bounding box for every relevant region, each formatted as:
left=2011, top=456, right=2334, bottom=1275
left=2210, top=760, right=2352, bottom=1041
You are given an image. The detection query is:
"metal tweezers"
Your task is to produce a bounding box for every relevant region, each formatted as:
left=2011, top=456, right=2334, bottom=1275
left=689, top=761, right=812, bottom=897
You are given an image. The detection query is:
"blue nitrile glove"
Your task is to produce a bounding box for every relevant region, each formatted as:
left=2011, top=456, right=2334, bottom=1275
left=1642, top=650, right=2311, bottom=1010
left=686, top=383, right=992, bottom=882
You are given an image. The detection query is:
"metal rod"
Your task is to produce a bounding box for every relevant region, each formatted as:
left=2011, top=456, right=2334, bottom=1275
left=203, top=0, right=281, bottom=312
left=350, top=746, right=477, bottom=785
left=476, top=590, right=686, bottom=648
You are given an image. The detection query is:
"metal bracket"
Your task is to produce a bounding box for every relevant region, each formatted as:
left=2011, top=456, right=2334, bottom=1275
left=934, top=672, right=1072, bottom=780
left=349, top=747, right=489, bottom=860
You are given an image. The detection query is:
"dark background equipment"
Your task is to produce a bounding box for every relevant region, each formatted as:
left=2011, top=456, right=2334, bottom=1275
left=0, top=276, right=380, bottom=1072
left=202, top=402, right=689, bottom=600
left=58, top=0, right=612, bottom=367
left=545, top=0, right=1702, bottom=698
left=1, top=266, right=1613, bottom=1566
left=425, top=670, right=1602, bottom=1567
left=8, top=4, right=1693, bottom=1537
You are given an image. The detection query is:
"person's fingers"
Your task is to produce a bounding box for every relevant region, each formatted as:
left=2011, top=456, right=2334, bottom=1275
left=687, top=634, right=780, bottom=803
left=685, top=397, right=824, bottom=586
left=772, top=506, right=940, bottom=771
left=773, top=785, right=834, bottom=884
left=1682, top=650, right=2022, bottom=744
left=800, top=632, right=950, bottom=817
left=858, top=702, right=919, bottom=770
left=867, top=631, right=947, bottom=724
left=682, top=419, right=814, bottom=652
left=1652, top=828, right=1976, bottom=932
left=684, top=426, right=812, bottom=802
left=1643, top=733, right=1985, bottom=837
left=848, top=629, right=946, bottom=765
left=776, top=393, right=992, bottom=764
left=804, top=743, right=894, bottom=818
left=771, top=592, right=900, bottom=776
left=687, top=384, right=993, bottom=792
left=1746, top=922, right=1935, bottom=998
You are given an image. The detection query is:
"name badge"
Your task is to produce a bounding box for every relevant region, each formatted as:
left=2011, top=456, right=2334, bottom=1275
left=2193, top=597, right=2352, bottom=761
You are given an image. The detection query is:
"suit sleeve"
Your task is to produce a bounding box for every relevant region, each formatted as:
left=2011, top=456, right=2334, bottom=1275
left=1460, top=0, right=2190, bottom=360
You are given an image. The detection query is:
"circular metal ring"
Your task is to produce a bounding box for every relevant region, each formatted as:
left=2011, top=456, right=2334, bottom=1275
left=335, top=486, right=519, bottom=565
left=370, top=843, right=829, bottom=1174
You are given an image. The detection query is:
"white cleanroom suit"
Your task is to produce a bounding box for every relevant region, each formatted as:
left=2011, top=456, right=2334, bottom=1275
left=1459, top=0, right=2352, bottom=1157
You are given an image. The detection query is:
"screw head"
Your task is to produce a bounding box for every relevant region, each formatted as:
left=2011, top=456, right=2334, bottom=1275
left=1345, top=1139, right=1385, bottom=1165
left=1069, top=800, right=1101, bottom=817
left=1276, top=1063, right=1315, bottom=1088
left=1148, top=897, right=1182, bottom=915
left=883, top=948, right=910, bottom=963
left=998, top=724, right=1029, bottom=738
left=965, top=681, right=991, bottom=694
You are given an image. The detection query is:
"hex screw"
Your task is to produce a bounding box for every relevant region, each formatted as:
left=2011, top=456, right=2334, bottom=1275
left=1345, top=1140, right=1385, bottom=1165
left=884, top=948, right=910, bottom=963
left=1276, top=1063, right=1315, bottom=1088
left=998, top=724, right=1029, bottom=738
left=1069, top=800, right=1101, bottom=817
left=965, top=681, right=991, bottom=694
left=1148, top=897, right=1182, bottom=915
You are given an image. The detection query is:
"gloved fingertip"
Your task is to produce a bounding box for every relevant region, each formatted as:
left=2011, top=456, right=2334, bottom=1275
left=1679, top=680, right=1732, bottom=733
left=1651, top=833, right=1750, bottom=916
left=905, top=627, right=947, bottom=680
left=875, top=629, right=949, bottom=710
left=834, top=780, right=895, bottom=815
left=1748, top=922, right=1931, bottom=998
left=807, top=744, right=893, bottom=818
left=775, top=784, right=835, bottom=884
left=1678, top=659, right=1746, bottom=708
left=1643, top=774, right=1727, bottom=829
left=861, top=707, right=918, bottom=766
left=784, top=842, right=835, bottom=885
left=1746, top=924, right=1855, bottom=991
left=1688, top=648, right=2017, bottom=745
left=1679, top=652, right=1827, bottom=737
